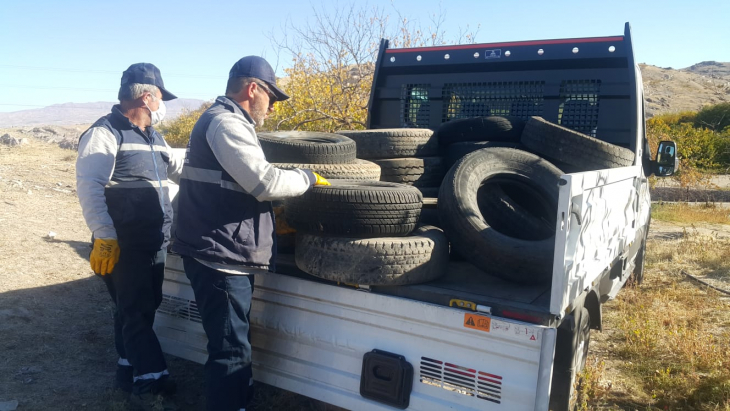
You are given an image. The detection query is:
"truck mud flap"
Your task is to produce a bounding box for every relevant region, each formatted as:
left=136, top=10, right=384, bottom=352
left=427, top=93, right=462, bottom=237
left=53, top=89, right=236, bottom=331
left=360, top=349, right=414, bottom=409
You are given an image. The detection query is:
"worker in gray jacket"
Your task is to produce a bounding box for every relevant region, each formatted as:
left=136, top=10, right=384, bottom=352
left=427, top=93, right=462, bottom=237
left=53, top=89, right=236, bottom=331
left=173, top=56, right=329, bottom=411
left=76, top=63, right=183, bottom=410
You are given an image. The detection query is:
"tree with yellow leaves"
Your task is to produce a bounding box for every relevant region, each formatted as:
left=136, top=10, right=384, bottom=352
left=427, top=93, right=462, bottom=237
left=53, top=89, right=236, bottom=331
left=263, top=3, right=478, bottom=132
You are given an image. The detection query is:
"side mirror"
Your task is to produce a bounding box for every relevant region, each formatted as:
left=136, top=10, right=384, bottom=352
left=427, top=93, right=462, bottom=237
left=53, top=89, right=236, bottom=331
left=654, top=140, right=678, bottom=177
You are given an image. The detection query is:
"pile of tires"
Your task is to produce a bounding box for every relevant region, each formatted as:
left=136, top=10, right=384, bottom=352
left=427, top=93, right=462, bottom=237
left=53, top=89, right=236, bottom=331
left=284, top=180, right=449, bottom=286
left=335, top=129, right=444, bottom=199
left=258, top=131, right=381, bottom=253
left=433, top=115, right=635, bottom=284
left=260, top=130, right=449, bottom=286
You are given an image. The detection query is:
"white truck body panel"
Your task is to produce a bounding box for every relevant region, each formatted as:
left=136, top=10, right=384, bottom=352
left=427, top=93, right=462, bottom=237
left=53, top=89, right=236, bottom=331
left=550, top=166, right=641, bottom=315
left=155, top=256, right=556, bottom=411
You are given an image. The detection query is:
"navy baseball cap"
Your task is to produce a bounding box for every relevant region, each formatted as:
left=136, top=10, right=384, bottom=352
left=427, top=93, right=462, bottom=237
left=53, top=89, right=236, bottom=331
left=119, top=63, right=177, bottom=101
left=229, top=56, right=289, bottom=101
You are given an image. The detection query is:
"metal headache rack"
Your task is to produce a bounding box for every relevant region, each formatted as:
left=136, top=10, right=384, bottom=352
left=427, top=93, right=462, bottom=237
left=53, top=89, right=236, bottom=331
left=368, top=22, right=638, bottom=148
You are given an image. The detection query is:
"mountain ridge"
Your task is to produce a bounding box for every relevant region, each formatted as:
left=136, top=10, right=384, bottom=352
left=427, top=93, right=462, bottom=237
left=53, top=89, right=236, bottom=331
left=0, top=98, right=207, bottom=127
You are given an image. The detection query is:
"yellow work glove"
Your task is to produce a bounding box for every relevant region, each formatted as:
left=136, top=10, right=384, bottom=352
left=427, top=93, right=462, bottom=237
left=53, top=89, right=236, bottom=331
left=274, top=206, right=296, bottom=235
left=312, top=172, right=331, bottom=186
left=90, top=238, right=120, bottom=276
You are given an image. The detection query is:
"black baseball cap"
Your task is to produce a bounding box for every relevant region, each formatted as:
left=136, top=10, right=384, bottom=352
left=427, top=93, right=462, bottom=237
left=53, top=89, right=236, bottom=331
left=229, top=56, right=289, bottom=101
left=119, top=63, right=177, bottom=101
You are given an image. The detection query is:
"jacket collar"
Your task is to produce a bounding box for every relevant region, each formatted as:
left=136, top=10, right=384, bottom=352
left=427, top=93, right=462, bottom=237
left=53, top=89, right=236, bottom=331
left=216, top=96, right=255, bottom=125
left=111, top=104, right=156, bottom=139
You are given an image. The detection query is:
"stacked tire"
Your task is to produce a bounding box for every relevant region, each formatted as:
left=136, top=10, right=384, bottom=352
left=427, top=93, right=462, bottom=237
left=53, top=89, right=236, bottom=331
left=335, top=129, right=445, bottom=199
left=284, top=180, right=449, bottom=286
left=261, top=130, right=448, bottom=286
left=258, top=131, right=381, bottom=253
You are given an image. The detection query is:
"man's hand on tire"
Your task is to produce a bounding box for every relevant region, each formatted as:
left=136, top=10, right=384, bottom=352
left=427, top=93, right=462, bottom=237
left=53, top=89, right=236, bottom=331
left=312, top=172, right=331, bottom=186
left=90, top=238, right=120, bottom=275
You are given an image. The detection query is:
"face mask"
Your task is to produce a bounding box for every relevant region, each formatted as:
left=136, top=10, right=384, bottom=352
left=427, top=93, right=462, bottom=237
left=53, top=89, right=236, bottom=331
left=145, top=97, right=167, bottom=126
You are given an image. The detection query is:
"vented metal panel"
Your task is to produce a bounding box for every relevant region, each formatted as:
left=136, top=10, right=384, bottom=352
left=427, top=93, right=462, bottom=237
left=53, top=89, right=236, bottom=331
left=419, top=356, right=503, bottom=404
left=442, top=81, right=545, bottom=122
left=559, top=80, right=601, bottom=136
left=401, top=84, right=430, bottom=128
left=159, top=294, right=202, bottom=323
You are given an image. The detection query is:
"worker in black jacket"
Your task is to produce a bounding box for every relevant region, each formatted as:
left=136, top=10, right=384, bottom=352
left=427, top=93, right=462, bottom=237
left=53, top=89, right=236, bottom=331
left=76, top=63, right=183, bottom=410
left=173, top=56, right=329, bottom=411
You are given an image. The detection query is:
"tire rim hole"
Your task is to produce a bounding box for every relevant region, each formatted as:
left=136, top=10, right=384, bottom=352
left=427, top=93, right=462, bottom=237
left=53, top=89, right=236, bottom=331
left=476, top=177, right=557, bottom=241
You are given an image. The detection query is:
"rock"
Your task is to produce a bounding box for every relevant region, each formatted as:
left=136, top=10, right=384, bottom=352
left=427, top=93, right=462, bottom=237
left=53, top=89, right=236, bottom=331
left=58, top=137, right=78, bottom=150
left=0, top=134, right=27, bottom=146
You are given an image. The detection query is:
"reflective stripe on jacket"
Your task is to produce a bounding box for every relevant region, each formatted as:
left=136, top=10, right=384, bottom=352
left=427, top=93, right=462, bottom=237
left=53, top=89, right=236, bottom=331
left=77, top=106, right=172, bottom=250
left=172, top=96, right=314, bottom=269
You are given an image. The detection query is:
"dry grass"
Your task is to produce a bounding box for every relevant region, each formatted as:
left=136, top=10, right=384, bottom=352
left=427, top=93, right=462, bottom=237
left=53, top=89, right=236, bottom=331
left=651, top=202, right=730, bottom=225
left=652, top=228, right=730, bottom=280
left=584, top=229, right=730, bottom=410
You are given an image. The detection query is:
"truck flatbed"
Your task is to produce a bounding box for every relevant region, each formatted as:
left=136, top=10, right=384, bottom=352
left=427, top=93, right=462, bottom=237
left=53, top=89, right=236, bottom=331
left=274, top=253, right=553, bottom=325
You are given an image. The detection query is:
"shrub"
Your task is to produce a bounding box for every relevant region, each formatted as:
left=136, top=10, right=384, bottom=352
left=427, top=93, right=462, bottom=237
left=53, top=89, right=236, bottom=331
left=647, top=106, right=730, bottom=187
left=695, top=102, right=730, bottom=132
left=159, top=102, right=212, bottom=148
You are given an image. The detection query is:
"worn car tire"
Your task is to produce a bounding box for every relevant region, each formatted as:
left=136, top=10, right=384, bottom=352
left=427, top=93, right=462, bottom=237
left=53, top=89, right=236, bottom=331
left=630, top=217, right=651, bottom=285
left=295, top=225, right=449, bottom=285
left=550, top=307, right=591, bottom=411
left=273, top=159, right=381, bottom=181
left=445, top=141, right=523, bottom=168
left=284, top=180, right=422, bottom=237
left=438, top=147, right=561, bottom=283
left=436, top=116, right=526, bottom=146
left=521, top=117, right=635, bottom=171
left=374, top=157, right=446, bottom=187
left=335, top=128, right=437, bottom=159
left=258, top=131, right=356, bottom=164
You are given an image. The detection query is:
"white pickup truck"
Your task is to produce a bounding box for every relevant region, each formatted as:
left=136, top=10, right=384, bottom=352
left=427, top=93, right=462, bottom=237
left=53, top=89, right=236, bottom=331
left=156, top=23, right=676, bottom=410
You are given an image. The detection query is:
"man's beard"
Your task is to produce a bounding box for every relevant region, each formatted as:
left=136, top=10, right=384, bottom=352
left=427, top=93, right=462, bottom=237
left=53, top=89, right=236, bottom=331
left=250, top=96, right=268, bottom=127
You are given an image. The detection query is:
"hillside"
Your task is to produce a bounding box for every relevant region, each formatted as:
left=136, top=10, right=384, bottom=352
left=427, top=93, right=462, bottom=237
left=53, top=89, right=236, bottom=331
left=641, top=61, right=730, bottom=117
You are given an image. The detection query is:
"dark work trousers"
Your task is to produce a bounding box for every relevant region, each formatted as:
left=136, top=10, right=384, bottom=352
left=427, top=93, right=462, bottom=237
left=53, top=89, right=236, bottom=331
left=101, top=248, right=168, bottom=381
left=182, top=256, right=256, bottom=411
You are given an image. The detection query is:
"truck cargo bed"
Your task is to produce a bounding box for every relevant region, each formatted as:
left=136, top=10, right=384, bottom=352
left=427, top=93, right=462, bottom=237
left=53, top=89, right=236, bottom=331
left=274, top=253, right=554, bottom=325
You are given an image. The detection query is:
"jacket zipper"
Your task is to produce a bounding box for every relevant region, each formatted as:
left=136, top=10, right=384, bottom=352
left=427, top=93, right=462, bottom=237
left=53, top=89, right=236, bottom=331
left=149, top=136, right=165, bottom=212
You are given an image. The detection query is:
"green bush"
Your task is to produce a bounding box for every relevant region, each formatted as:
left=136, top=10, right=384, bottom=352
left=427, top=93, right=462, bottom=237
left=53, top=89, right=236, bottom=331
left=647, top=104, right=730, bottom=187
left=159, top=102, right=212, bottom=148
left=694, top=102, right=730, bottom=132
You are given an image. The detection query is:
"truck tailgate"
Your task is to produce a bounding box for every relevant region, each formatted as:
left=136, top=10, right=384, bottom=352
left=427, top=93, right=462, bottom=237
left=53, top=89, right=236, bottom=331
left=155, top=255, right=557, bottom=411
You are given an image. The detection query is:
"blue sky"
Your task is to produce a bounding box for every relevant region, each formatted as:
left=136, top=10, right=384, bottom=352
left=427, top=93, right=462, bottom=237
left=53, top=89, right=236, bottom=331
left=1, top=0, right=728, bottom=113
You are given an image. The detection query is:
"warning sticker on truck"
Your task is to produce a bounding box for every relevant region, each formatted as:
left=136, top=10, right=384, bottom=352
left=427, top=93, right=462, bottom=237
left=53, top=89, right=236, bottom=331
left=464, top=313, right=491, bottom=332
left=489, top=319, right=541, bottom=343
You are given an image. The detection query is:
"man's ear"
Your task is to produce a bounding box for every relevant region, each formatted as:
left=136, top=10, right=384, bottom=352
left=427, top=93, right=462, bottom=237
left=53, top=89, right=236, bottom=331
left=246, top=82, right=257, bottom=100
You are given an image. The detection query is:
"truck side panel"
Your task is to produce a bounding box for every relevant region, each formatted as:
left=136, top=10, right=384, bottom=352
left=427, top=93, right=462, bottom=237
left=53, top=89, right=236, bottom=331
left=155, top=255, right=555, bottom=411
left=551, top=166, right=640, bottom=315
